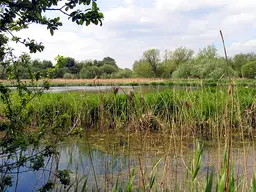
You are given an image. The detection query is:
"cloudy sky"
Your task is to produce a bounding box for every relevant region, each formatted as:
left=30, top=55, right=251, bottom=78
left=12, top=0, right=256, bottom=69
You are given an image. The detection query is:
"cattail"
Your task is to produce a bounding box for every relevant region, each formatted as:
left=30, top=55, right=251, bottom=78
left=185, top=101, right=190, bottom=110
left=128, top=90, right=134, bottom=101
left=228, top=83, right=234, bottom=95
left=113, top=86, right=119, bottom=95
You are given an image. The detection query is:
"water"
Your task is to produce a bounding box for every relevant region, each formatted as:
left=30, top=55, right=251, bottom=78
left=7, top=131, right=256, bottom=191
left=42, top=85, right=200, bottom=94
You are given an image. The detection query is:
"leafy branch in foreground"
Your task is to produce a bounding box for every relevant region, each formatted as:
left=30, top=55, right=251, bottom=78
left=0, top=0, right=104, bottom=190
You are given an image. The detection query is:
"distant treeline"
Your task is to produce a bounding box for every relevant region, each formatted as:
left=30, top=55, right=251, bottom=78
left=2, top=44, right=256, bottom=80
left=133, top=45, right=256, bottom=79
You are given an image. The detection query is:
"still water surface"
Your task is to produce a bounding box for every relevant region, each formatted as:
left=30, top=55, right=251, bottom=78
left=43, top=85, right=200, bottom=94
left=10, top=131, right=256, bottom=191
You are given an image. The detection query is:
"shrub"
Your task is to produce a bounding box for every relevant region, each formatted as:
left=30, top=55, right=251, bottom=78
left=63, top=73, right=75, bottom=79
left=114, top=68, right=133, bottom=78
left=241, top=61, right=256, bottom=78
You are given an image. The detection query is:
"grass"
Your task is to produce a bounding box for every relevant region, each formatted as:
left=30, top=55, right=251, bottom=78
left=2, top=82, right=256, bottom=191
left=2, top=84, right=254, bottom=141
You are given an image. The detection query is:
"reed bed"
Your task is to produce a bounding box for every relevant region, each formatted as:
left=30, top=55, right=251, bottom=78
left=15, top=85, right=254, bottom=140
left=2, top=84, right=256, bottom=191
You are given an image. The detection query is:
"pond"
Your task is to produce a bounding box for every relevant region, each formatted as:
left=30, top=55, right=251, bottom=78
left=42, top=85, right=200, bottom=94
left=9, top=131, right=255, bottom=191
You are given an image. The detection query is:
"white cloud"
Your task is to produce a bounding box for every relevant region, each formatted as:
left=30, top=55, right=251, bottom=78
left=7, top=0, right=256, bottom=69
left=155, top=0, right=227, bottom=11
left=230, top=39, right=256, bottom=55
left=124, top=0, right=135, bottom=5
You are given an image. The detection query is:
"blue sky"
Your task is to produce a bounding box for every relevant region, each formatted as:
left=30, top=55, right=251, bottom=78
left=12, top=0, right=256, bottom=69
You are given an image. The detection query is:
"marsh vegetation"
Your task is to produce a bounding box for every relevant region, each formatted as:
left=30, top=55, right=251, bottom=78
left=1, top=0, right=256, bottom=191
left=1, top=81, right=256, bottom=191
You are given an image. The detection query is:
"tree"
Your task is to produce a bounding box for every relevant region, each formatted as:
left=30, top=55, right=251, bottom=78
left=232, top=53, right=256, bottom=77
left=142, top=48, right=161, bottom=77
left=100, top=64, right=118, bottom=75
left=79, top=65, right=101, bottom=79
left=1, top=1, right=103, bottom=61
left=172, top=61, right=195, bottom=79
left=102, top=57, right=117, bottom=67
left=241, top=61, right=256, bottom=78
left=196, top=44, right=218, bottom=60
left=162, top=49, right=175, bottom=78
left=55, top=56, right=79, bottom=74
left=133, top=60, right=155, bottom=78
left=171, top=47, right=194, bottom=65
left=0, top=0, right=103, bottom=190
left=164, top=47, right=194, bottom=77
left=114, top=68, right=133, bottom=78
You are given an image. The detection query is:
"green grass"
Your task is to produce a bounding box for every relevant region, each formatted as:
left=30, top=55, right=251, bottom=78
left=2, top=85, right=253, bottom=141
left=2, top=84, right=256, bottom=191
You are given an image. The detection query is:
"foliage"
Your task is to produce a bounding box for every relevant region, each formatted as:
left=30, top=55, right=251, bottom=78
left=102, top=56, right=118, bottom=67
left=196, top=44, right=218, bottom=60
left=232, top=53, right=256, bottom=77
left=63, top=72, right=75, bottom=79
left=79, top=65, right=101, bottom=79
left=100, top=64, right=118, bottom=75
left=114, top=68, right=133, bottom=78
left=171, top=60, right=195, bottom=79
left=133, top=49, right=166, bottom=78
left=0, top=0, right=104, bottom=190
left=132, top=45, right=256, bottom=79
left=241, top=61, right=256, bottom=78
left=142, top=48, right=161, bottom=77
left=133, top=60, right=155, bottom=78
left=171, top=46, right=194, bottom=65
left=78, top=57, right=119, bottom=79
left=0, top=0, right=103, bottom=62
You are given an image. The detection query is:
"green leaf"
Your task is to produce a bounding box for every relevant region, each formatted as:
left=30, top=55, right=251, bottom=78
left=92, top=1, right=97, bottom=8
left=86, top=0, right=91, bottom=5
left=79, top=19, right=84, bottom=25
left=217, top=173, right=226, bottom=192
left=50, top=29, right=54, bottom=36
left=252, top=173, right=256, bottom=192
left=81, top=178, right=88, bottom=192
left=205, top=170, right=213, bottom=192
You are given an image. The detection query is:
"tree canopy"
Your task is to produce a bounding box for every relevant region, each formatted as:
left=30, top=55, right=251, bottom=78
left=132, top=45, right=256, bottom=79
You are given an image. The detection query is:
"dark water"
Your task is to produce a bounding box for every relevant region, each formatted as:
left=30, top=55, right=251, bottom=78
left=8, top=132, right=256, bottom=191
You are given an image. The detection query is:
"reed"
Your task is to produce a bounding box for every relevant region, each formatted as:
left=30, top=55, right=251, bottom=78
left=2, top=84, right=256, bottom=191
left=4, top=85, right=253, bottom=141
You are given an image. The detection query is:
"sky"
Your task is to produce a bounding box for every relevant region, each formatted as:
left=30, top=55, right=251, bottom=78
left=11, top=0, right=256, bottom=69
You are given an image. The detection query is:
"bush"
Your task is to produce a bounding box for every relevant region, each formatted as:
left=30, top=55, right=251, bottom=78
left=171, top=61, right=194, bottom=79
left=63, top=73, right=75, bottom=79
left=114, top=68, right=133, bottom=78
left=241, top=61, right=256, bottom=78
left=79, top=66, right=101, bottom=79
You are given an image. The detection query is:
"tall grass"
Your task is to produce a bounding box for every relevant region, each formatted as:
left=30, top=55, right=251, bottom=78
left=2, top=84, right=256, bottom=191
left=9, top=85, right=254, bottom=141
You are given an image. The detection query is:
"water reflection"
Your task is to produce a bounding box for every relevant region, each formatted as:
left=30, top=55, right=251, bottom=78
left=8, top=132, right=256, bottom=191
